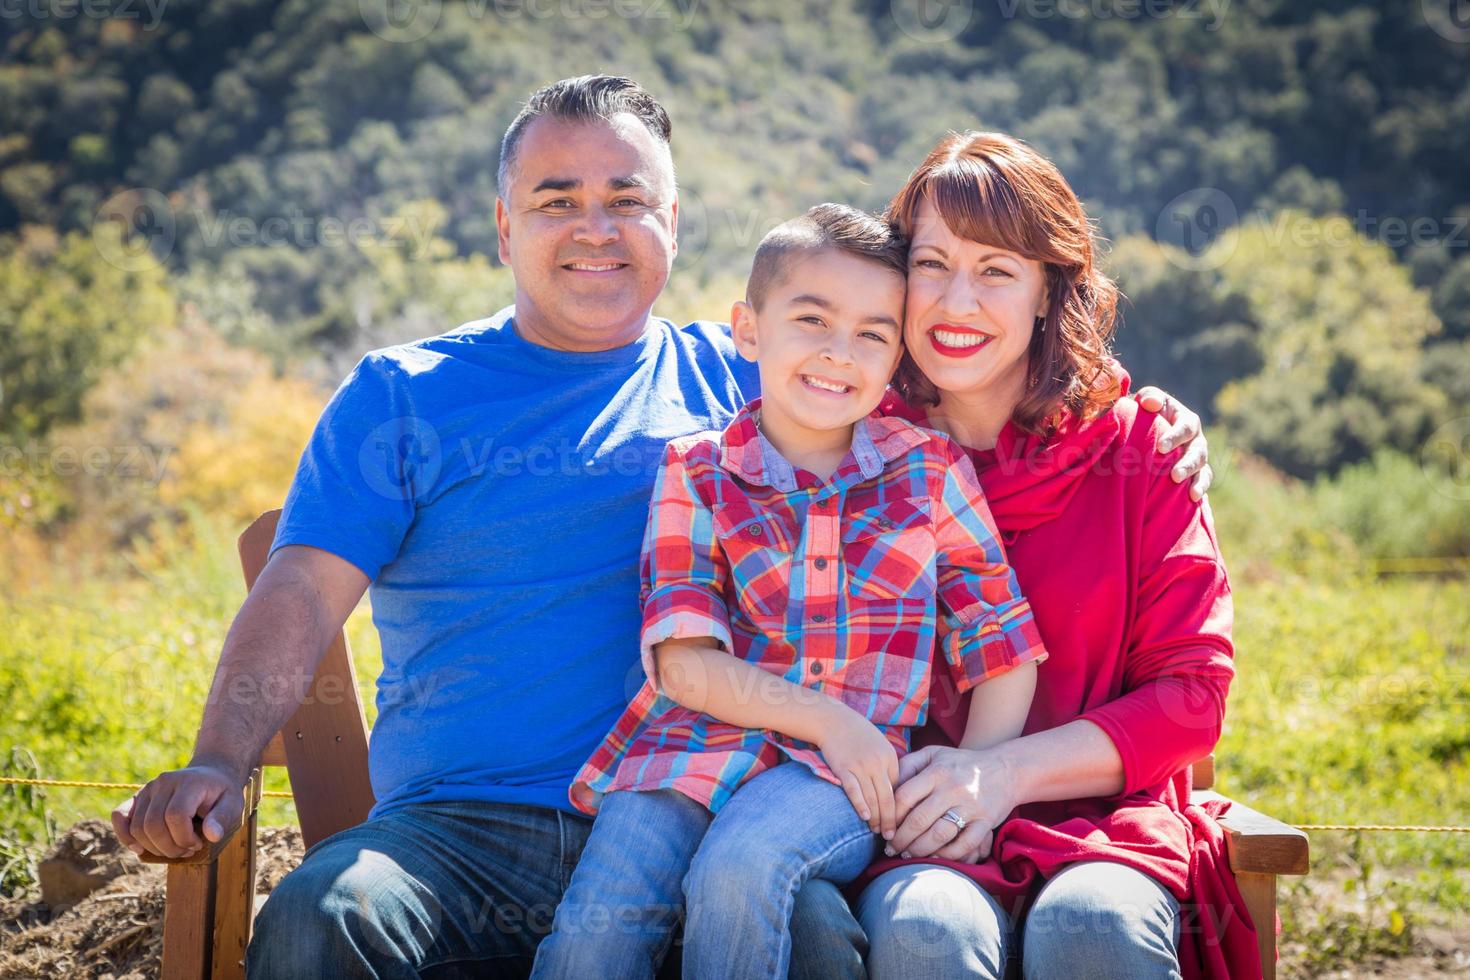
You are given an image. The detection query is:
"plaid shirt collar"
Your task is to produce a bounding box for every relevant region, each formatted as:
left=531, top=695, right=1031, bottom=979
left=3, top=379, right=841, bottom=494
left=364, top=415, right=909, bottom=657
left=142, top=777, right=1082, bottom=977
left=718, top=396, right=930, bottom=491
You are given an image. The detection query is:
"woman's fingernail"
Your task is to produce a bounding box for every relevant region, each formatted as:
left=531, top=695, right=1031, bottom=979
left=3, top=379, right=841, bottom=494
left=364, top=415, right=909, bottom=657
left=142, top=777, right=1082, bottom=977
left=884, top=847, right=895, bottom=857
left=884, top=830, right=893, bottom=840
left=901, top=851, right=911, bottom=859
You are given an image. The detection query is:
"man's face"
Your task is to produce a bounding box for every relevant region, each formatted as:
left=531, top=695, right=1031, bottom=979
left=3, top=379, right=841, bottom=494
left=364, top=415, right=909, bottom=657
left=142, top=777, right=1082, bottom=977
left=496, top=113, right=678, bottom=352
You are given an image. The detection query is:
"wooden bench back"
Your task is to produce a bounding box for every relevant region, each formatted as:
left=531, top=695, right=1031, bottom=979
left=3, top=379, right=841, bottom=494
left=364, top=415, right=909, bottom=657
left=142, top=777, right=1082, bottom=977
left=239, top=510, right=375, bottom=848
left=238, top=507, right=1217, bottom=846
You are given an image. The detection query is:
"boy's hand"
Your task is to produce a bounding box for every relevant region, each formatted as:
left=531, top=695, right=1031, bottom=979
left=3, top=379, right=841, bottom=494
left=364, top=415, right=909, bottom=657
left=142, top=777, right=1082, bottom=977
left=818, top=706, right=900, bottom=840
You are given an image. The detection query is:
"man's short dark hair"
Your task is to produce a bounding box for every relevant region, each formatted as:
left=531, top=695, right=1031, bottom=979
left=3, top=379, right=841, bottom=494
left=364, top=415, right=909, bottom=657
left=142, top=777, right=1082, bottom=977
left=497, top=75, right=673, bottom=194
left=746, top=203, right=909, bottom=310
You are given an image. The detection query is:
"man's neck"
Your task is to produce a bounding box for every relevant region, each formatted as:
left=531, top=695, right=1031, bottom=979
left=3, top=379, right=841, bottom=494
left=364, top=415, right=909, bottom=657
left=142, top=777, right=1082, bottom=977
left=512, top=305, right=652, bottom=353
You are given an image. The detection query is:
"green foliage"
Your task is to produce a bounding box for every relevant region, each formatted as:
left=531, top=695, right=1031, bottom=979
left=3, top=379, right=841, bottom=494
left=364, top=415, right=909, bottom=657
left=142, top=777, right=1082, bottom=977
left=1211, top=212, right=1447, bottom=477
left=0, top=224, right=176, bottom=440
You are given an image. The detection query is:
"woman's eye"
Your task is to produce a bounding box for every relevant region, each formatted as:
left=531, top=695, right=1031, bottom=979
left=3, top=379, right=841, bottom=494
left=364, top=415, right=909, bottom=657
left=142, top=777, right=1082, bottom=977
left=914, top=259, right=944, bottom=270
left=982, top=266, right=1012, bottom=278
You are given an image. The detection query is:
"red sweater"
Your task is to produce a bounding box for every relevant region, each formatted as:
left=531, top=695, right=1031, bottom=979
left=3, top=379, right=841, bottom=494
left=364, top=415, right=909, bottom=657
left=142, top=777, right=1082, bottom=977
left=858, top=389, right=1260, bottom=980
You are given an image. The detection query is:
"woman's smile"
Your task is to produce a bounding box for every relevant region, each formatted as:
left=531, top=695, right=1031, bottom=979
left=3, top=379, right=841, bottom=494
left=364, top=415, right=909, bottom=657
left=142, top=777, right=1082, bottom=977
left=926, top=323, right=997, bottom=358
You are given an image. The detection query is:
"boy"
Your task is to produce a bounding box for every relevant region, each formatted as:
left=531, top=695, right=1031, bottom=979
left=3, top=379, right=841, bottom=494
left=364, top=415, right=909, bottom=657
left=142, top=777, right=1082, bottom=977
left=531, top=204, right=1046, bottom=980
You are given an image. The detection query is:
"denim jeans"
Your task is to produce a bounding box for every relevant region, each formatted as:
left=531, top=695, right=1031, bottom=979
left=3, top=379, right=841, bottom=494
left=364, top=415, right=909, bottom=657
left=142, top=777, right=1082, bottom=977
left=246, top=794, right=865, bottom=979
left=856, top=860, right=1183, bottom=979
left=531, top=761, right=879, bottom=980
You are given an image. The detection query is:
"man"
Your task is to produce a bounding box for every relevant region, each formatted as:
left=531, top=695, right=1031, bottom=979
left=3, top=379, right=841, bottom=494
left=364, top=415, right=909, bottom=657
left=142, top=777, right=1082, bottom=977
left=112, top=75, right=1210, bottom=978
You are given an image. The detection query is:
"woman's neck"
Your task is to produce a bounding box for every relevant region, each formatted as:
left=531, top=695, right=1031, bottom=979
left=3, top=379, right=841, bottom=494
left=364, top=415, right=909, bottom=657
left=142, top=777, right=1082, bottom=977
left=929, top=380, right=1023, bottom=452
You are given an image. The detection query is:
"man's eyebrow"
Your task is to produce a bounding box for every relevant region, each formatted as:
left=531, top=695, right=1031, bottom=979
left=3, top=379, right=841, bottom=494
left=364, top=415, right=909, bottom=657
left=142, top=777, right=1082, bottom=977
left=529, top=176, right=655, bottom=194
left=530, top=177, right=579, bottom=193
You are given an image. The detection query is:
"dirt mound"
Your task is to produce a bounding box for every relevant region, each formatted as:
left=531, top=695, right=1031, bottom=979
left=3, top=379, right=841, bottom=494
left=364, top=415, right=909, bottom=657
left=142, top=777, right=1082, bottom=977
left=0, top=822, right=303, bottom=979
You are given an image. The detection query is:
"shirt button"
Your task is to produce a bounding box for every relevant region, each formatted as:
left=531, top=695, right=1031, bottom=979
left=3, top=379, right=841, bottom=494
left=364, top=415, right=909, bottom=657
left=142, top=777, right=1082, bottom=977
left=749, top=525, right=763, bottom=537
left=814, top=557, right=828, bottom=570
left=811, top=662, right=824, bottom=675
left=812, top=613, right=827, bottom=623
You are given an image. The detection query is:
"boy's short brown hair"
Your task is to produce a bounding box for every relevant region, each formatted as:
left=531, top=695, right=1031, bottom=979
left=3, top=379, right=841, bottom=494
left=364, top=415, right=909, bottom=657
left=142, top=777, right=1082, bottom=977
left=745, top=203, right=907, bottom=310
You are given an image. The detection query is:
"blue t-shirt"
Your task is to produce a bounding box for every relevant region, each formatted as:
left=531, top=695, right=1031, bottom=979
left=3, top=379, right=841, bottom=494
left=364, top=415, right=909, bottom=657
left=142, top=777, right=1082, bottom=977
left=272, top=306, right=760, bottom=818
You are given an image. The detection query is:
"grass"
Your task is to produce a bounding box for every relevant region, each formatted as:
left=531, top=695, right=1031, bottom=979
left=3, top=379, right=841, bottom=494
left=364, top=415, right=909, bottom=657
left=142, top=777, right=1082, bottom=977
left=1, top=500, right=1466, bottom=973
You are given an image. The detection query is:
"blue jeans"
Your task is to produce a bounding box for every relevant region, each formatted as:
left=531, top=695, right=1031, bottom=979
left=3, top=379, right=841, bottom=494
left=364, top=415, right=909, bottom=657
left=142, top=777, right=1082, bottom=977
left=246, top=796, right=865, bottom=978
left=856, top=860, right=1183, bottom=979
left=531, top=761, right=879, bottom=980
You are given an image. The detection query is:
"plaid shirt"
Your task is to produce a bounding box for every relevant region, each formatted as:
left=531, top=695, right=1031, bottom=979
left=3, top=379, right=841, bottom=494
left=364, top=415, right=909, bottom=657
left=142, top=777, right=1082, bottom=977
left=570, top=398, right=1047, bottom=815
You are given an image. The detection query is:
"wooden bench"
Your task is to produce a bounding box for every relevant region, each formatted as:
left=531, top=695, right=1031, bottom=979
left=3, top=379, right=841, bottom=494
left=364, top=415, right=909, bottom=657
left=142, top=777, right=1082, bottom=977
left=141, top=509, right=1309, bottom=978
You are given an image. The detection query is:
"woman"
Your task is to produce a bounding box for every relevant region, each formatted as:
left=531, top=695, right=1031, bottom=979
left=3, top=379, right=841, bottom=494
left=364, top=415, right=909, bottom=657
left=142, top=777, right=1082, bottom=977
left=851, top=132, right=1254, bottom=979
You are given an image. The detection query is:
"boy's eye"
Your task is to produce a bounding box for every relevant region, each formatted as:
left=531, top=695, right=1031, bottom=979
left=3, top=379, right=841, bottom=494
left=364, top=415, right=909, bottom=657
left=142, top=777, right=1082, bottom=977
left=861, top=330, right=890, bottom=343
left=797, top=315, right=825, bottom=326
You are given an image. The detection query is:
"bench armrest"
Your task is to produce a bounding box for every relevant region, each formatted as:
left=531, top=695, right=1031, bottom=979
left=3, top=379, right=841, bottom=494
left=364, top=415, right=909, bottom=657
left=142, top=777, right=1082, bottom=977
left=1194, top=788, right=1310, bottom=876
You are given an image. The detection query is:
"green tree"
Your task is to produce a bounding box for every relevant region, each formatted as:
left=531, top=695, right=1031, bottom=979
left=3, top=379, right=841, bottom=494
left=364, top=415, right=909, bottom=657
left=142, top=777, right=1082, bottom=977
left=1212, top=211, right=1445, bottom=477
left=0, top=224, right=176, bottom=440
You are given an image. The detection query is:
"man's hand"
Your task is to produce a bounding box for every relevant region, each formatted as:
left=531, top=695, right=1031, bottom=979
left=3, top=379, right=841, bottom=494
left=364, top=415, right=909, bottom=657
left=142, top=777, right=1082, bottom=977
left=111, top=763, right=245, bottom=859
left=819, top=708, right=900, bottom=840
left=1134, top=386, right=1212, bottom=501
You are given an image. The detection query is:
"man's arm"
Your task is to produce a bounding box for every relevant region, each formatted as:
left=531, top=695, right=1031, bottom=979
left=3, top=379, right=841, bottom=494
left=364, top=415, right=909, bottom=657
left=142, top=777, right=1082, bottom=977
left=111, top=544, right=368, bottom=858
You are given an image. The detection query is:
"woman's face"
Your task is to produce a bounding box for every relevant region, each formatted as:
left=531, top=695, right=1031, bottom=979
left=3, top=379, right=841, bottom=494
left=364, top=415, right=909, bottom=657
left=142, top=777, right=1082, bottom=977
left=902, top=199, right=1050, bottom=404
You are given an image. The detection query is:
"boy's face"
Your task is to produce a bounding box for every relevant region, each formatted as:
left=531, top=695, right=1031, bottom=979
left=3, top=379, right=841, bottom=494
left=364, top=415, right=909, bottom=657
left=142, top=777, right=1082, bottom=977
left=731, top=248, right=906, bottom=443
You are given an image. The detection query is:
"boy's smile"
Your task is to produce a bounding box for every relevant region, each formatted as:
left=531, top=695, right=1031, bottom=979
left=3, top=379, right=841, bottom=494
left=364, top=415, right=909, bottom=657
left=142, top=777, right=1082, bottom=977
left=731, top=248, right=907, bottom=477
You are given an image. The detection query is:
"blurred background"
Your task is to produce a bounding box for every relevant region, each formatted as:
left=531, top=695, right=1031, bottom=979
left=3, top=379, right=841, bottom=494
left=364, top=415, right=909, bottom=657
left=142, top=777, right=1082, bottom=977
left=1, top=1, right=1467, bottom=974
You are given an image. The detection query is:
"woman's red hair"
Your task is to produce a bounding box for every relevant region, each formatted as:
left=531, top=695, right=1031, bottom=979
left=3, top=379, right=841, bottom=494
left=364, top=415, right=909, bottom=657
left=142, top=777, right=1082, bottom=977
left=887, top=131, right=1121, bottom=435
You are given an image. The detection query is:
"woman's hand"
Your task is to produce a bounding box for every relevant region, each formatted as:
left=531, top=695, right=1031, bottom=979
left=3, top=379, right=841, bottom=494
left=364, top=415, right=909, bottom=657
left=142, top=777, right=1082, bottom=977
left=886, top=744, right=1022, bottom=864
left=1133, top=386, right=1212, bottom=501
left=819, top=708, right=901, bottom=839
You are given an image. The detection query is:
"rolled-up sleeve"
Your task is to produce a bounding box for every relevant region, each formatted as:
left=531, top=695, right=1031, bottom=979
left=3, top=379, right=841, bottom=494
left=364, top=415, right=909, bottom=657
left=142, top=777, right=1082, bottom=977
left=1081, top=425, right=1235, bottom=795
left=638, top=443, right=734, bottom=688
left=932, top=442, right=1048, bottom=691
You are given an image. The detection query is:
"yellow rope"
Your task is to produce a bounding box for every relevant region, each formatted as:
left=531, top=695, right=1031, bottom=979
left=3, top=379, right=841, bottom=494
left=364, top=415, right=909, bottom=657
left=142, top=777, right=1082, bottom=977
left=1293, top=823, right=1470, bottom=833
left=6, top=775, right=1470, bottom=831
left=0, top=775, right=294, bottom=799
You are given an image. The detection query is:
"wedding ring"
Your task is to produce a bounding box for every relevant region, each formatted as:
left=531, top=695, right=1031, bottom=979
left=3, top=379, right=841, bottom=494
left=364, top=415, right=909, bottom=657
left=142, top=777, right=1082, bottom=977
left=941, top=808, right=967, bottom=831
